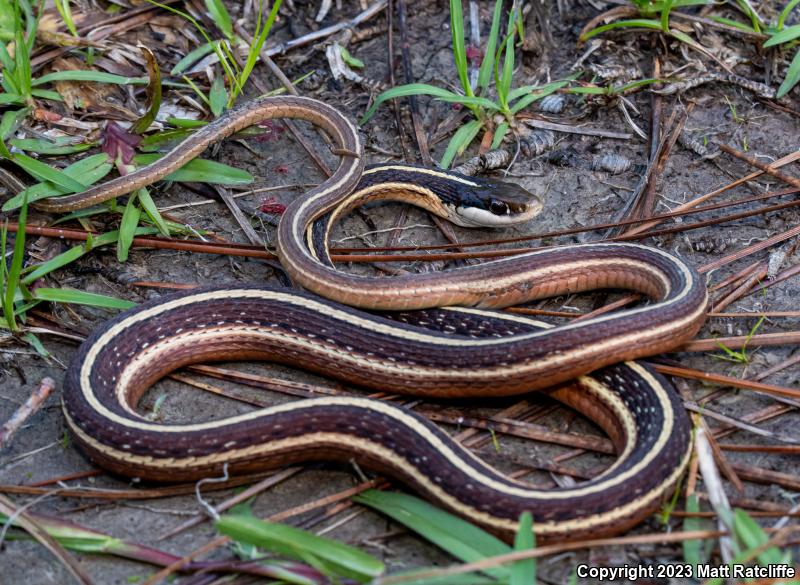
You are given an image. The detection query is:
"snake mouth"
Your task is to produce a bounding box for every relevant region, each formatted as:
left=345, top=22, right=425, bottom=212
left=448, top=176, right=544, bottom=227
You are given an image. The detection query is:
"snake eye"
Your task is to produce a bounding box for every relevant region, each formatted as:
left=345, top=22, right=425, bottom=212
left=489, top=199, right=509, bottom=215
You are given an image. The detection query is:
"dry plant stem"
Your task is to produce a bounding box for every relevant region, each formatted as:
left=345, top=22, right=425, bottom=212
left=710, top=259, right=762, bottom=292
left=386, top=0, right=413, bottom=162
left=720, top=444, right=800, bottom=454
left=700, top=223, right=800, bottom=273
left=140, top=480, right=383, bottom=585
left=718, top=144, right=800, bottom=189
left=517, top=116, right=633, bottom=140
left=624, top=150, right=800, bottom=237
left=0, top=493, right=94, bottom=585
left=685, top=331, right=800, bottom=352
left=397, top=0, right=431, bottom=165
left=0, top=378, right=56, bottom=449
left=684, top=403, right=791, bottom=443
left=714, top=405, right=796, bottom=441
left=711, top=262, right=769, bottom=312
left=653, top=364, right=800, bottom=401
left=731, top=465, right=800, bottom=491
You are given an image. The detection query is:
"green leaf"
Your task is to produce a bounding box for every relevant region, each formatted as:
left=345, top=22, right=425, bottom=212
left=209, top=75, right=227, bottom=118
left=118, top=191, right=142, bottom=262
left=131, top=154, right=252, bottom=184
left=137, top=188, right=170, bottom=236
left=22, top=331, right=50, bottom=357
left=32, top=71, right=148, bottom=86
left=777, top=47, right=800, bottom=97
left=216, top=515, right=384, bottom=583
left=235, top=0, right=282, bottom=105
left=0, top=106, right=29, bottom=143
left=510, top=512, right=535, bottom=585
left=34, top=288, right=135, bottom=310
left=29, top=88, right=63, bottom=101
left=3, top=153, right=112, bottom=210
left=580, top=18, right=663, bottom=42
left=708, top=15, right=758, bottom=33
left=361, top=83, right=469, bottom=124
left=171, top=41, right=219, bottom=76
left=497, top=13, right=516, bottom=107
left=778, top=0, right=800, bottom=30
left=682, top=494, right=704, bottom=566
left=354, top=490, right=510, bottom=580
left=449, top=0, right=473, bottom=97
left=732, top=508, right=785, bottom=566
left=0, top=93, right=25, bottom=106
left=491, top=122, right=509, bottom=149
left=4, top=192, right=28, bottom=330
left=14, top=26, right=32, bottom=100
left=11, top=153, right=87, bottom=192
left=9, top=137, right=94, bottom=155
left=764, top=23, right=800, bottom=46
left=53, top=0, right=78, bottom=36
left=477, top=0, right=503, bottom=92
left=440, top=119, right=482, bottom=169
left=204, top=0, right=233, bottom=40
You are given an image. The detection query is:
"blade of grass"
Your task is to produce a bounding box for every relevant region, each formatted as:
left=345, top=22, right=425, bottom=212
left=216, top=514, right=385, bottom=583
left=4, top=193, right=28, bottom=330
left=131, top=154, right=252, bottom=184
left=510, top=512, right=535, bottom=585
left=354, top=490, right=510, bottom=580
left=449, top=0, right=473, bottom=96
left=11, top=154, right=87, bottom=192
left=777, top=48, right=800, bottom=98
left=440, top=119, right=482, bottom=168
left=477, top=0, right=503, bottom=92
left=118, top=191, right=142, bottom=262
left=33, top=288, right=135, bottom=310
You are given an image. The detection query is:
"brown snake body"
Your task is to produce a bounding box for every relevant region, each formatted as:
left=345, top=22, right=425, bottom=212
left=59, top=96, right=708, bottom=542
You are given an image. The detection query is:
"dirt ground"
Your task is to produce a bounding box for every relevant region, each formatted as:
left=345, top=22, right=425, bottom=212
left=2, top=1, right=800, bottom=584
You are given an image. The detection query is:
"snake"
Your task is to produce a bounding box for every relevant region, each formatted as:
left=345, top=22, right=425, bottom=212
left=58, top=96, right=708, bottom=542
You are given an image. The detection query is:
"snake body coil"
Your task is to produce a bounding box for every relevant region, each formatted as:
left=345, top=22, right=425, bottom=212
left=59, top=96, right=708, bottom=542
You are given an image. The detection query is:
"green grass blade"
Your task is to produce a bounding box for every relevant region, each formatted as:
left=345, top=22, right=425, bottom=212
left=497, top=22, right=515, bottom=108
left=732, top=509, right=785, bottom=566
left=137, top=188, right=170, bottom=236
left=29, top=88, right=62, bottom=101
left=117, top=191, right=142, bottom=262
left=34, top=288, right=135, bottom=310
left=171, top=41, right=219, bottom=75
left=131, top=154, right=252, bottom=184
left=708, top=15, right=758, bottom=33
left=440, top=119, right=482, bottom=169
left=9, top=138, right=93, bottom=155
left=205, top=0, right=234, bottom=40
left=777, top=47, right=800, bottom=97
left=510, top=512, right=535, bottom=585
left=778, top=0, right=800, bottom=30
left=682, top=493, right=704, bottom=566
left=660, top=0, right=676, bottom=32
left=361, top=83, right=468, bottom=123
left=491, top=122, right=509, bottom=149
left=11, top=153, right=87, bottom=192
left=209, top=75, right=227, bottom=117
left=0, top=93, right=25, bottom=106
left=3, top=153, right=112, bottom=211
left=4, top=193, right=28, bottom=330
left=32, top=71, right=148, bottom=86
left=764, top=23, right=800, bottom=46
left=234, top=0, right=283, bottom=103
left=449, top=0, right=473, bottom=97
left=54, top=0, right=78, bottom=36
left=380, top=570, right=499, bottom=585
left=216, top=514, right=385, bottom=583
left=580, top=18, right=662, bottom=42
left=14, top=26, right=31, bottom=100
left=0, top=106, right=30, bottom=142
left=354, top=490, right=510, bottom=579
left=477, top=0, right=503, bottom=92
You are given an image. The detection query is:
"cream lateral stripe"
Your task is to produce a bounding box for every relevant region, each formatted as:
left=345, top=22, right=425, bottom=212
left=362, top=165, right=479, bottom=187
left=79, top=356, right=674, bottom=501
left=66, top=405, right=691, bottom=535
left=65, top=378, right=676, bottom=523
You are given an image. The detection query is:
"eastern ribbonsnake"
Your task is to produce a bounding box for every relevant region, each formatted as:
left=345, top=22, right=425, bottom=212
left=59, top=96, right=708, bottom=542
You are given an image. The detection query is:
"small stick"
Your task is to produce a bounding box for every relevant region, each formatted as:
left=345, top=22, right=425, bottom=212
left=718, top=143, right=800, bottom=189
left=0, top=378, right=56, bottom=449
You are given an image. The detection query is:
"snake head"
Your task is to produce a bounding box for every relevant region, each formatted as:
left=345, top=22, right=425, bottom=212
left=447, top=173, right=543, bottom=228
